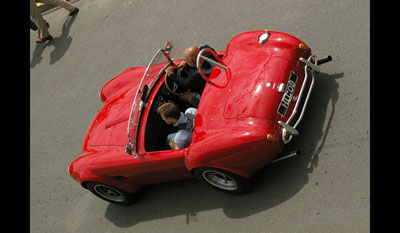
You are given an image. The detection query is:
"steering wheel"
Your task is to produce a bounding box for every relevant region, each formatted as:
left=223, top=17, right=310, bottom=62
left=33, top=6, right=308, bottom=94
left=164, top=67, right=191, bottom=96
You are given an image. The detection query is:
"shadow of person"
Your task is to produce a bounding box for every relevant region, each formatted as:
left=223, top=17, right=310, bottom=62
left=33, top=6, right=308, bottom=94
left=47, top=14, right=77, bottom=65
left=30, top=42, right=50, bottom=69
left=103, top=72, right=343, bottom=227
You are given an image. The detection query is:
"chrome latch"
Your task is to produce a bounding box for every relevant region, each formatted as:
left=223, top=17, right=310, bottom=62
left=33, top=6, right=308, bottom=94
left=258, top=29, right=269, bottom=45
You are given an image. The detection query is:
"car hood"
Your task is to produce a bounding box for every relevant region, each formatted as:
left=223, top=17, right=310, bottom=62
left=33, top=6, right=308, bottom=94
left=224, top=55, right=292, bottom=120
left=81, top=65, right=150, bottom=150
left=83, top=90, right=135, bottom=150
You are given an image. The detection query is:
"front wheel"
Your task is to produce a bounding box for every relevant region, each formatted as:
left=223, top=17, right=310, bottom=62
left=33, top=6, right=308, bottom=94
left=193, top=167, right=250, bottom=194
left=86, top=182, right=136, bottom=205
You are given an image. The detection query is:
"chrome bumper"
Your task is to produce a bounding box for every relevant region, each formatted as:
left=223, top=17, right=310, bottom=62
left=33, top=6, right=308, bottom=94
left=280, top=55, right=319, bottom=144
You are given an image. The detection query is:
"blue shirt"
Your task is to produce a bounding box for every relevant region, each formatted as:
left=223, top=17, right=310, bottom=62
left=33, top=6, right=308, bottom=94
left=172, top=108, right=197, bottom=148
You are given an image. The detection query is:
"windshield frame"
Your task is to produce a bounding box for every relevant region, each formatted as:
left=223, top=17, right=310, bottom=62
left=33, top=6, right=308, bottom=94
left=126, top=44, right=178, bottom=157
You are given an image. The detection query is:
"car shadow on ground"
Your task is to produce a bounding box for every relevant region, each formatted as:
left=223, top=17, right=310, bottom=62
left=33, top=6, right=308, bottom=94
left=30, top=14, right=77, bottom=68
left=104, top=72, right=344, bottom=227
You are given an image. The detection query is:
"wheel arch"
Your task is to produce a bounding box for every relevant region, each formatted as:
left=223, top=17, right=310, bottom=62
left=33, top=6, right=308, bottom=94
left=80, top=176, right=141, bottom=194
left=186, top=136, right=280, bottom=180
left=190, top=164, right=252, bottom=179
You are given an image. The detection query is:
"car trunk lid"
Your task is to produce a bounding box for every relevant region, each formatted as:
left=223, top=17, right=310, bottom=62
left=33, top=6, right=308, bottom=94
left=224, top=55, right=292, bottom=120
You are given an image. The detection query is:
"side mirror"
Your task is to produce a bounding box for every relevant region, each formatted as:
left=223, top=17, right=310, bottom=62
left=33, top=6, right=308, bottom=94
left=141, top=85, right=149, bottom=102
left=125, top=143, right=133, bottom=155
left=125, top=143, right=139, bottom=158
left=164, top=42, right=172, bottom=54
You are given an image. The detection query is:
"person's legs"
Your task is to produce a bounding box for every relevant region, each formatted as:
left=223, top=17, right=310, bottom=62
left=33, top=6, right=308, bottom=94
left=166, top=132, right=177, bottom=149
left=30, top=0, right=51, bottom=41
left=36, top=0, right=76, bottom=12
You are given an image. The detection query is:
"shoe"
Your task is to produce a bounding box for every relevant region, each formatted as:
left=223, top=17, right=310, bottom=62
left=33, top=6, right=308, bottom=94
left=35, top=35, right=53, bottom=43
left=69, top=7, right=79, bottom=16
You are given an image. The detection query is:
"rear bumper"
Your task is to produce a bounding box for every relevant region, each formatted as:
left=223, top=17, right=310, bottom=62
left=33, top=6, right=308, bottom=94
left=279, top=55, right=318, bottom=144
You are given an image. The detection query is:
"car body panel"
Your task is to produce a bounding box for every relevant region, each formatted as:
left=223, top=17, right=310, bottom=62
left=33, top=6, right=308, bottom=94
left=100, top=67, right=146, bottom=103
left=186, top=117, right=283, bottom=178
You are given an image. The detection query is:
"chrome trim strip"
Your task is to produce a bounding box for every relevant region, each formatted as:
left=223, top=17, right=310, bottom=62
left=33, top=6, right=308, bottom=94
left=196, top=49, right=228, bottom=71
left=271, top=150, right=298, bottom=163
left=199, top=55, right=228, bottom=70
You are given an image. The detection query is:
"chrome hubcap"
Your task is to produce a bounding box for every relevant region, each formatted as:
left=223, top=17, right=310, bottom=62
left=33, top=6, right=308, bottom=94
left=202, top=170, right=238, bottom=191
left=93, top=184, right=125, bottom=202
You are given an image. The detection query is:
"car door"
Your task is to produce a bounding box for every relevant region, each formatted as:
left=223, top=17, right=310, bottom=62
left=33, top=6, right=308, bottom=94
left=141, top=148, right=193, bottom=183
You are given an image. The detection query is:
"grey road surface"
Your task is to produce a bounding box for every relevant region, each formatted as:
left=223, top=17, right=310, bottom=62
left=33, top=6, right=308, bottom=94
left=30, top=0, right=369, bottom=232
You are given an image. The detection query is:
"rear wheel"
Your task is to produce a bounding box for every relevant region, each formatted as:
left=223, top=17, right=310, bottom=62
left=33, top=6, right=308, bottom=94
left=193, top=167, right=250, bottom=194
left=86, top=182, right=136, bottom=205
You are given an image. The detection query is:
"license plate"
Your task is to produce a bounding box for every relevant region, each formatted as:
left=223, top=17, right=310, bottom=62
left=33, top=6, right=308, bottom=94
left=277, top=72, right=298, bottom=116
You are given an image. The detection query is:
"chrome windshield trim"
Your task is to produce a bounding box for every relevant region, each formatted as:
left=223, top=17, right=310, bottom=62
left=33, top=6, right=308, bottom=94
left=127, top=49, right=161, bottom=136
left=126, top=48, right=170, bottom=157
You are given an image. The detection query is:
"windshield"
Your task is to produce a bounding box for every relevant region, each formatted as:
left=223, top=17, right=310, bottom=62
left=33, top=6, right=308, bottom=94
left=126, top=42, right=180, bottom=156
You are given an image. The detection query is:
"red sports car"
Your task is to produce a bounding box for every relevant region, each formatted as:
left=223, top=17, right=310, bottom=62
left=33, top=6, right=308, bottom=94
left=68, top=30, right=332, bottom=205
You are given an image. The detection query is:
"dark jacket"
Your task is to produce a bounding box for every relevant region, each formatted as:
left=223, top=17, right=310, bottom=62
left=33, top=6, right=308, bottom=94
left=175, top=45, right=217, bottom=94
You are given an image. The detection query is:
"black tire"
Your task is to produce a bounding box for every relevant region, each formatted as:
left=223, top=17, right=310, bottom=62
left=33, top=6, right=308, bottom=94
left=86, top=182, right=136, bottom=206
left=193, top=167, right=250, bottom=194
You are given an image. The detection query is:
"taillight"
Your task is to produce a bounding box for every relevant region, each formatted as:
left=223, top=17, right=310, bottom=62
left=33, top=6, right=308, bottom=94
left=298, top=42, right=308, bottom=51
left=267, top=133, right=275, bottom=142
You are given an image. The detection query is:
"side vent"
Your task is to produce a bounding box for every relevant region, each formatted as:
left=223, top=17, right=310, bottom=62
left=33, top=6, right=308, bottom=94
left=112, top=176, right=127, bottom=181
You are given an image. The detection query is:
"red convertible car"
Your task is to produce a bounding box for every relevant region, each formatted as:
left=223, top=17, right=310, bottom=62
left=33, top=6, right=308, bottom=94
left=68, top=30, right=332, bottom=205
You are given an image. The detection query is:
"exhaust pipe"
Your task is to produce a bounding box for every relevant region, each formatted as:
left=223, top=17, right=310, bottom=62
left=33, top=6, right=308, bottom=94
left=271, top=150, right=299, bottom=163
left=317, top=55, right=332, bottom=66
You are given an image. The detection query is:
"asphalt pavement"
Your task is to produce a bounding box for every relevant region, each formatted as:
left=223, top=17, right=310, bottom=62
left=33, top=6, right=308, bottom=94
left=30, top=0, right=370, bottom=232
